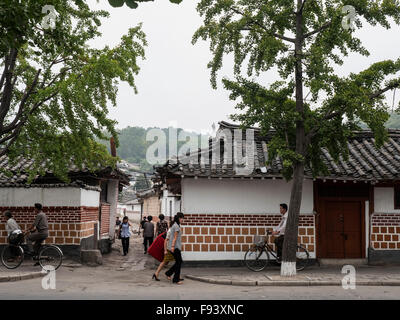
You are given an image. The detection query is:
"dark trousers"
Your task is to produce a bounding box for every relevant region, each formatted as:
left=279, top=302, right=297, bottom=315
left=165, top=248, right=183, bottom=283
left=274, top=235, right=284, bottom=259
left=143, top=236, right=153, bottom=252
left=27, top=232, right=48, bottom=254
left=121, top=237, right=130, bottom=255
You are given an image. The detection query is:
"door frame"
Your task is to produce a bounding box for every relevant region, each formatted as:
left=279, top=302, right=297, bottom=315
left=316, top=196, right=366, bottom=259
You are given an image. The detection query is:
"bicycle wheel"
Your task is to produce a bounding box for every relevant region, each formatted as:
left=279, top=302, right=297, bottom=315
left=1, top=245, right=24, bottom=269
left=296, top=245, right=310, bottom=271
left=39, top=245, right=63, bottom=271
left=244, top=246, right=269, bottom=272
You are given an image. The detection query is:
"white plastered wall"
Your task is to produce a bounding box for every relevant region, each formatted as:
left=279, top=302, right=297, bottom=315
left=182, top=178, right=314, bottom=214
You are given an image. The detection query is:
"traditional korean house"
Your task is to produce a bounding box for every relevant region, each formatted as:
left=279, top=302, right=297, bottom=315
left=0, top=155, right=130, bottom=258
left=154, top=121, right=400, bottom=265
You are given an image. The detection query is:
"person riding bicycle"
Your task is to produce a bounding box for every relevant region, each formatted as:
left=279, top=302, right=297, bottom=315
left=26, top=203, right=49, bottom=258
left=271, top=203, right=288, bottom=262
left=3, top=210, right=23, bottom=245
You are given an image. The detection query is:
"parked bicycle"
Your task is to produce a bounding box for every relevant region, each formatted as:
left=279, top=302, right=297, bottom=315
left=1, top=232, right=63, bottom=271
left=244, top=230, right=310, bottom=272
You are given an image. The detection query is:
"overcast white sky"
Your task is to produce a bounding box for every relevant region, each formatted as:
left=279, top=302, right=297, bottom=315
left=88, top=0, right=400, bottom=133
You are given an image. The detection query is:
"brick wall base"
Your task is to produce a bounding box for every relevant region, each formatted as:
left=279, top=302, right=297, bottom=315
left=370, top=213, right=400, bottom=250
left=0, top=206, right=99, bottom=245
left=180, top=214, right=316, bottom=259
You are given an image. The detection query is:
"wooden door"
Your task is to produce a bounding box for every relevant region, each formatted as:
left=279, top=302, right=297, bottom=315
left=322, top=200, right=362, bottom=258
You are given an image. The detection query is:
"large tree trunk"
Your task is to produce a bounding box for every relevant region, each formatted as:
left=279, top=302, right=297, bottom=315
left=280, top=0, right=305, bottom=277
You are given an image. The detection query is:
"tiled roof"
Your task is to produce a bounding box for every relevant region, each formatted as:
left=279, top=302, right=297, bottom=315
left=155, top=121, right=400, bottom=182
left=0, top=155, right=130, bottom=188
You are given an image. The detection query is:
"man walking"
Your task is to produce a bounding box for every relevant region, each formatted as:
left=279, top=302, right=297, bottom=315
left=143, top=215, right=154, bottom=254
left=26, top=203, right=49, bottom=258
left=271, top=203, right=288, bottom=262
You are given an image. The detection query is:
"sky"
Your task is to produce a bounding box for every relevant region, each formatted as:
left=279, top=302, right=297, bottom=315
left=88, top=0, right=400, bottom=133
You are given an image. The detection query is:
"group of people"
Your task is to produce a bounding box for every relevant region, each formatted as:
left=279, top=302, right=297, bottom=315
left=2, top=203, right=50, bottom=264
left=115, top=212, right=185, bottom=285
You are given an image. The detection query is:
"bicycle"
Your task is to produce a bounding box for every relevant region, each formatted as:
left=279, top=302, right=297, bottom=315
left=1, top=232, right=63, bottom=271
left=244, top=230, right=310, bottom=272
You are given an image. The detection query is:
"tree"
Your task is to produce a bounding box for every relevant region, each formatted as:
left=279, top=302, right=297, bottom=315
left=193, top=0, right=400, bottom=276
left=0, top=0, right=146, bottom=181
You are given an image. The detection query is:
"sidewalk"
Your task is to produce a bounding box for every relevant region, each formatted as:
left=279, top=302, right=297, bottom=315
left=0, top=259, right=82, bottom=283
left=183, top=264, right=400, bottom=286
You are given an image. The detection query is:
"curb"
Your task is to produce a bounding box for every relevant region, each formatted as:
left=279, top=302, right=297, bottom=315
left=0, top=271, right=44, bottom=283
left=185, top=275, right=400, bottom=287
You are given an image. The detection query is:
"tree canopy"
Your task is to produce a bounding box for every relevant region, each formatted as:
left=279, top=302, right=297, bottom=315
left=0, top=0, right=146, bottom=181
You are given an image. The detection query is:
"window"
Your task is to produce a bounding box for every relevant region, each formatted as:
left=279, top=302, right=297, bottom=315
left=394, top=185, right=400, bottom=209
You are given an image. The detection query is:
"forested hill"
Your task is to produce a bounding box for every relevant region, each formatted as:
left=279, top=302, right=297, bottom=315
left=359, top=112, right=400, bottom=130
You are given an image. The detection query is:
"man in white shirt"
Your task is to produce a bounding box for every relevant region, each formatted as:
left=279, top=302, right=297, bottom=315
left=271, top=203, right=288, bottom=261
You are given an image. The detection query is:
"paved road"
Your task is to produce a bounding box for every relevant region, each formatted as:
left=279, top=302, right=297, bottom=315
left=1, top=233, right=399, bottom=300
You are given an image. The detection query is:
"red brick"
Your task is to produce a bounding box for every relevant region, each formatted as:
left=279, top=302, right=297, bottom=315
left=229, top=236, right=236, bottom=243
left=201, top=244, right=208, bottom=252
left=217, top=244, right=224, bottom=251
left=381, top=227, right=387, bottom=233
left=197, top=236, right=204, bottom=243
left=205, top=236, right=212, bottom=243
left=217, top=228, right=224, bottom=235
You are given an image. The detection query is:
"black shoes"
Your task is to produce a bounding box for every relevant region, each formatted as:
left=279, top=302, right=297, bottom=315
left=152, top=274, right=160, bottom=281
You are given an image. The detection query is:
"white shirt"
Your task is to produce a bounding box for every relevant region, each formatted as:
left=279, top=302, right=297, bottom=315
left=273, top=212, right=288, bottom=235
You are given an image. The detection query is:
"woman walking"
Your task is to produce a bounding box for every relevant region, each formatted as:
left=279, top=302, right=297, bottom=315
left=165, top=212, right=184, bottom=285
left=152, top=225, right=174, bottom=281
left=156, top=214, right=169, bottom=236
left=119, top=216, right=131, bottom=256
